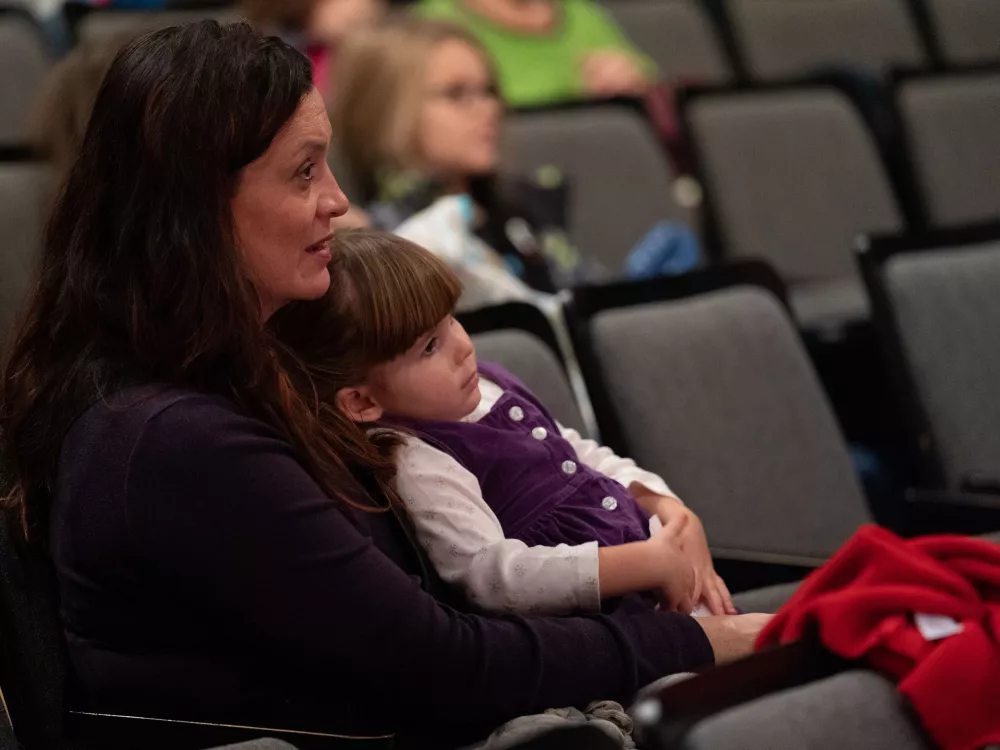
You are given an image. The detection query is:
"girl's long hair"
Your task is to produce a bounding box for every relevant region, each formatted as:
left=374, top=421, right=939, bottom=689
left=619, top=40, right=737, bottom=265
left=270, top=230, right=463, bottom=505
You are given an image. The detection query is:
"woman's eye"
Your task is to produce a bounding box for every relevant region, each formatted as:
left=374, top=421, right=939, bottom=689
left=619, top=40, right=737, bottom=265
left=299, top=163, right=315, bottom=181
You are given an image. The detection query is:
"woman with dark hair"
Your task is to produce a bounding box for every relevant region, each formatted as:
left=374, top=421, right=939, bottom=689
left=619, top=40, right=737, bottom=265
left=0, top=20, right=759, bottom=748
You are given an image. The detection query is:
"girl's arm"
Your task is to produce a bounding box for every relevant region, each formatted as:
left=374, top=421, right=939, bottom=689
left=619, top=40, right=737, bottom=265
left=558, top=424, right=732, bottom=614
left=396, top=435, right=601, bottom=615
left=557, top=423, right=682, bottom=507
left=395, top=436, right=687, bottom=614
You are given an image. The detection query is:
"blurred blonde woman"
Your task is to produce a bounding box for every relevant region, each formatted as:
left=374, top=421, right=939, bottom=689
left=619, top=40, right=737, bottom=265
left=330, top=16, right=587, bottom=306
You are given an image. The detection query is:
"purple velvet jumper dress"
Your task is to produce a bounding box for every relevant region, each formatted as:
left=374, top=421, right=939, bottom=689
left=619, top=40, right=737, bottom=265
left=387, top=362, right=651, bottom=550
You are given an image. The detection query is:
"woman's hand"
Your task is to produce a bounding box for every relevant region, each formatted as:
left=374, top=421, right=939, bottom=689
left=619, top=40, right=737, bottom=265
left=580, top=50, right=650, bottom=98
left=694, top=614, right=774, bottom=664
left=632, top=485, right=737, bottom=616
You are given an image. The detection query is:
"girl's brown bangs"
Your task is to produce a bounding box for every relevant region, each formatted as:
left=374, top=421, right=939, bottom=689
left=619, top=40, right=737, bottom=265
left=333, top=232, right=463, bottom=365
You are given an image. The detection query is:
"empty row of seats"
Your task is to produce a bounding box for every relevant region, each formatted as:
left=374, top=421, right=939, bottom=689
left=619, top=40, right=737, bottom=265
left=501, top=65, right=1000, bottom=331
left=607, top=0, right=1000, bottom=87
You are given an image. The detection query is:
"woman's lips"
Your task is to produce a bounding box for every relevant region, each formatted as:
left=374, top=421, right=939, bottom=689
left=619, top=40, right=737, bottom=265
left=306, top=233, right=334, bottom=252
left=305, top=234, right=334, bottom=261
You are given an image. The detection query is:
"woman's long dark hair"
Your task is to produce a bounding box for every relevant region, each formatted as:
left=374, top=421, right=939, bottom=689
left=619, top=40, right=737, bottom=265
left=0, top=21, right=376, bottom=540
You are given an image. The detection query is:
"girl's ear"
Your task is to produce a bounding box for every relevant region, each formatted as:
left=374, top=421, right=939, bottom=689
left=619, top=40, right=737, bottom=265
left=336, top=386, right=385, bottom=423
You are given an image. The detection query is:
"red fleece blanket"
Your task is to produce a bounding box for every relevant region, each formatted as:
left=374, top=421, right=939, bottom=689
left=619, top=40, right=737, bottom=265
left=757, top=525, right=1000, bottom=750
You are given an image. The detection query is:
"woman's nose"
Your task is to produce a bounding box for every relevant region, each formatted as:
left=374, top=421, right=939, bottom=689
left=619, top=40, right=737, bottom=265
left=319, top=166, right=350, bottom=219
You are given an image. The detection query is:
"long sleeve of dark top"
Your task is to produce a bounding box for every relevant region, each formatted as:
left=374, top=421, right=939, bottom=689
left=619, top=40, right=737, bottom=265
left=123, top=393, right=714, bottom=733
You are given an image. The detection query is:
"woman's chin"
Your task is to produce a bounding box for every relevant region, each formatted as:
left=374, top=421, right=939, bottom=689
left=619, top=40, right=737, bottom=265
left=295, top=267, right=332, bottom=301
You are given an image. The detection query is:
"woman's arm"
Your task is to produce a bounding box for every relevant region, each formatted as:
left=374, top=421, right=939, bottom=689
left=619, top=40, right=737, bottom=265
left=125, top=394, right=715, bottom=734
left=395, top=436, right=602, bottom=614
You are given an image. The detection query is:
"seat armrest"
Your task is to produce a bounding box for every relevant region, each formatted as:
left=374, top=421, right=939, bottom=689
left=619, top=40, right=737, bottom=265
left=902, top=488, right=1000, bottom=536
left=67, top=710, right=394, bottom=750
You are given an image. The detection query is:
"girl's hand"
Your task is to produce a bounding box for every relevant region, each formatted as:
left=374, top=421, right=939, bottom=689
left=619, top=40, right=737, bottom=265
left=632, top=485, right=737, bottom=616
left=648, top=514, right=698, bottom=613
left=658, top=500, right=736, bottom=616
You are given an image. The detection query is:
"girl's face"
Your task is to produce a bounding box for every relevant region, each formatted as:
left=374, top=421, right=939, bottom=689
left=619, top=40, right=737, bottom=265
left=232, top=88, right=349, bottom=320
left=415, top=39, right=502, bottom=182
left=341, top=316, right=482, bottom=423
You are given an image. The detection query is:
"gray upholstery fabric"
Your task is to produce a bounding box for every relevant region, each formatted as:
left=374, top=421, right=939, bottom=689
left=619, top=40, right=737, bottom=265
left=503, top=106, right=688, bottom=276
left=473, top=329, right=587, bottom=434
left=0, top=14, right=50, bottom=145
left=732, top=581, right=799, bottom=614
left=788, top=277, right=870, bottom=333
left=685, top=671, right=931, bottom=750
left=927, top=0, right=1000, bottom=66
left=688, top=88, right=902, bottom=288
left=604, top=0, right=731, bottom=84
left=731, top=0, right=925, bottom=81
left=883, top=242, right=1000, bottom=489
left=0, top=162, right=48, bottom=343
left=590, top=287, right=870, bottom=563
left=212, top=741, right=299, bottom=750
left=77, top=8, right=242, bottom=44
left=899, top=72, right=1000, bottom=227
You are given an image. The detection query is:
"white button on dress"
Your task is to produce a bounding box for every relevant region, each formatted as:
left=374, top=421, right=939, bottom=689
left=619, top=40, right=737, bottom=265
left=601, top=496, right=619, bottom=511
left=508, top=406, right=524, bottom=422
left=531, top=427, right=548, bottom=441
left=561, top=460, right=577, bottom=475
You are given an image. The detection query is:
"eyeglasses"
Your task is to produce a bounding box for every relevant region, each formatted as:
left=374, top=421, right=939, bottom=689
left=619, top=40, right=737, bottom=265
left=426, top=82, right=500, bottom=107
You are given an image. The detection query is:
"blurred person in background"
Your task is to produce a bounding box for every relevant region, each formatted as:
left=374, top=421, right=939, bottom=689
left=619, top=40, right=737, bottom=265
left=7, top=0, right=71, bottom=53
left=330, top=16, right=700, bottom=307
left=28, top=29, right=143, bottom=186
left=417, top=0, right=655, bottom=109
left=242, top=0, right=385, bottom=93
left=330, top=16, right=588, bottom=308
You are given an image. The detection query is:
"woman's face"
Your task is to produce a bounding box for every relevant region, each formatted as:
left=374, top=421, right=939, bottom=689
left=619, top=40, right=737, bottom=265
left=416, top=39, right=502, bottom=182
left=233, top=88, right=349, bottom=319
left=309, top=0, right=385, bottom=45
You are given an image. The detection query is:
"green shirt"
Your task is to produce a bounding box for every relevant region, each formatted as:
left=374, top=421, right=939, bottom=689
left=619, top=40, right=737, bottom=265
left=417, top=0, right=656, bottom=108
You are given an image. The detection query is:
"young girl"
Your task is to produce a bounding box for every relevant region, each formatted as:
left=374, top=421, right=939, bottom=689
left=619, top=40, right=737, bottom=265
left=272, top=230, right=736, bottom=616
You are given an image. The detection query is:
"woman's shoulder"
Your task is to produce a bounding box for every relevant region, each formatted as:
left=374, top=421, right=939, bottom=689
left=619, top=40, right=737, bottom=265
left=86, top=384, right=248, bottom=433
left=68, top=384, right=284, bottom=471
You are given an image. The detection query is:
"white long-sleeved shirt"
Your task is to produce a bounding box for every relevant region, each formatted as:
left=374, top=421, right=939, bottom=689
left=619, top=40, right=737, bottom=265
left=394, top=378, right=678, bottom=615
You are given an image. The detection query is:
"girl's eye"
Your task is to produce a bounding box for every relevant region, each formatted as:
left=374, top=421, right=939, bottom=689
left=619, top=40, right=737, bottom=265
left=423, top=337, right=439, bottom=356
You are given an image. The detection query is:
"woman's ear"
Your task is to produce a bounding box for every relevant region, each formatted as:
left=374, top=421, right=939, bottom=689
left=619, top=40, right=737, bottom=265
left=336, top=386, right=384, bottom=423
